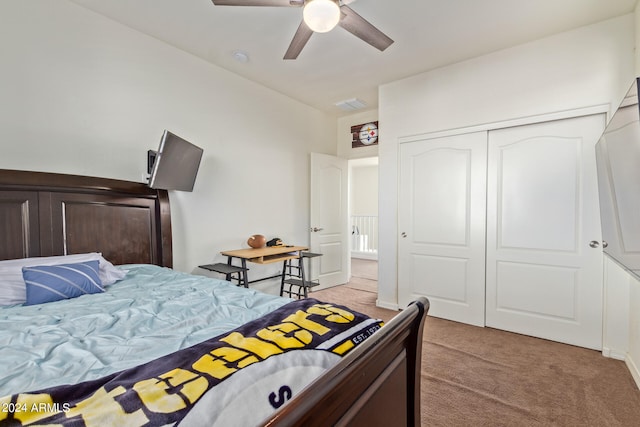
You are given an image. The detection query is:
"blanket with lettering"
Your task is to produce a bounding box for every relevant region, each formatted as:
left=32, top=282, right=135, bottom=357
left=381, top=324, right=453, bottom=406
left=0, top=299, right=383, bottom=426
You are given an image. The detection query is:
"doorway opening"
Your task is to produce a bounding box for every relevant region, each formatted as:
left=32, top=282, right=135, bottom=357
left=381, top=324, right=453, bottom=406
left=349, top=157, right=378, bottom=293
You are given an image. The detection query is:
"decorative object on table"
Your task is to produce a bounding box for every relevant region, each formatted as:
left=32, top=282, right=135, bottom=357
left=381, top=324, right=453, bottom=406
left=351, top=121, right=379, bottom=148
left=266, top=238, right=283, bottom=247
left=247, top=234, right=266, bottom=248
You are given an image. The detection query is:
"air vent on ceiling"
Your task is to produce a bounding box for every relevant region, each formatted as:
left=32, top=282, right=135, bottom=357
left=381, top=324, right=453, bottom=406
left=335, top=98, right=367, bottom=111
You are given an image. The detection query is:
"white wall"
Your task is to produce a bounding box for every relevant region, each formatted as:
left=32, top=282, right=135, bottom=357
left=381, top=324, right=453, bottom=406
left=350, top=165, right=378, bottom=216
left=0, top=0, right=336, bottom=293
left=603, top=257, right=639, bottom=383
left=603, top=257, right=631, bottom=360
left=378, top=15, right=636, bottom=309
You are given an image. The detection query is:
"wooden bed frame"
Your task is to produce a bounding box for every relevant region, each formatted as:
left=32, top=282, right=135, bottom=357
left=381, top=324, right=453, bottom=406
left=0, top=169, right=429, bottom=426
left=0, top=169, right=172, bottom=267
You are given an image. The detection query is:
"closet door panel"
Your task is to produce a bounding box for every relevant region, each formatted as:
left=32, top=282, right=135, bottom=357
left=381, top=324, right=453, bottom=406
left=486, top=114, right=605, bottom=350
left=399, top=132, right=487, bottom=326
left=498, top=138, right=578, bottom=251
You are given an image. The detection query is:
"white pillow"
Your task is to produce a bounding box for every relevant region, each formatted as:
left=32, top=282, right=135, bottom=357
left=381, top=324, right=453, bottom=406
left=0, top=253, right=126, bottom=306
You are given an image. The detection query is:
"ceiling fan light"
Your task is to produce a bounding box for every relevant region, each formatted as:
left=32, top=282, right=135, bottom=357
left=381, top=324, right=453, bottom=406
left=303, top=0, right=340, bottom=33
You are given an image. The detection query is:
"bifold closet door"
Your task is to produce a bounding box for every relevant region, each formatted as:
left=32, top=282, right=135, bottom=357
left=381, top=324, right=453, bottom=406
left=485, top=114, right=605, bottom=350
left=398, top=132, right=487, bottom=326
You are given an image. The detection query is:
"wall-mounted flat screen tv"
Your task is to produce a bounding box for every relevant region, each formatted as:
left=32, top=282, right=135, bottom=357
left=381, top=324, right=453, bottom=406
left=148, top=130, right=203, bottom=192
left=595, top=78, right=640, bottom=279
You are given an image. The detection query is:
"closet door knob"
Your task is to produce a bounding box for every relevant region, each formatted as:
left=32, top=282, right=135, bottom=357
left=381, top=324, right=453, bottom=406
left=589, top=240, right=600, bottom=248
left=401, top=232, right=407, bottom=238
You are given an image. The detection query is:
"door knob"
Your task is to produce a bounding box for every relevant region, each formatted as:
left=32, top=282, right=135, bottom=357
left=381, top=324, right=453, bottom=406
left=401, top=232, right=407, bottom=238
left=589, top=241, right=600, bottom=248
left=310, top=227, right=324, bottom=232
left=603, top=241, right=608, bottom=248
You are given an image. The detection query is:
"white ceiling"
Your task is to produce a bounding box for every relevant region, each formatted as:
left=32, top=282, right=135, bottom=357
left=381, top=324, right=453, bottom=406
left=69, top=0, right=638, bottom=116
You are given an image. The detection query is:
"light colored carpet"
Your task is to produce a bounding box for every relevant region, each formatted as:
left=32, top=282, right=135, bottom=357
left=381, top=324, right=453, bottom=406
left=351, top=258, right=378, bottom=281
left=311, top=284, right=640, bottom=426
left=343, top=276, right=378, bottom=293
left=348, top=258, right=378, bottom=293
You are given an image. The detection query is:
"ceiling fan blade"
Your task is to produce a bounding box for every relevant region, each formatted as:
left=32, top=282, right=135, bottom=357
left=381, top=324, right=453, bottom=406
left=284, top=19, right=313, bottom=60
left=211, top=0, right=302, bottom=6
left=338, top=5, right=393, bottom=51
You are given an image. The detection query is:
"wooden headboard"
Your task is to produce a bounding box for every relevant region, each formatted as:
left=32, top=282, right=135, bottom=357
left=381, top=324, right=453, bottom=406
left=0, top=169, right=172, bottom=267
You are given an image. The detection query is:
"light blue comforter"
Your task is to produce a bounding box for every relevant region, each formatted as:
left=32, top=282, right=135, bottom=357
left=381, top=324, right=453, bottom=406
left=0, top=264, right=290, bottom=396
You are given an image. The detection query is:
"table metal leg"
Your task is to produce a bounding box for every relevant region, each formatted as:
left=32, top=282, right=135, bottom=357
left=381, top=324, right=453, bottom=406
left=240, top=259, right=249, bottom=288
left=225, top=256, right=233, bottom=282
left=280, top=260, right=288, bottom=296
left=298, top=254, right=308, bottom=298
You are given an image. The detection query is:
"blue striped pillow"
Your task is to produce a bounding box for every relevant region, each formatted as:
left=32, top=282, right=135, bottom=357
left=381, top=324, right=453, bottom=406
left=22, top=260, right=104, bottom=306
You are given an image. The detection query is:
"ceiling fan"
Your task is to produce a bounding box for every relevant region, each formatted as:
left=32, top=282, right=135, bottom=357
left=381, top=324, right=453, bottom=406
left=211, top=0, right=394, bottom=60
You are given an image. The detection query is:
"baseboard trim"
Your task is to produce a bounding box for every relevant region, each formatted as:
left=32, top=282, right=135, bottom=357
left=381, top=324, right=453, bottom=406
left=351, top=252, right=378, bottom=260
left=626, top=353, right=640, bottom=390
left=602, top=346, right=627, bottom=361
left=376, top=299, right=399, bottom=311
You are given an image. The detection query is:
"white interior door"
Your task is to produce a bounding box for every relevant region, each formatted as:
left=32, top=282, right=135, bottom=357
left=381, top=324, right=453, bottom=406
left=310, top=153, right=349, bottom=288
left=486, top=114, right=605, bottom=349
left=398, top=132, right=487, bottom=326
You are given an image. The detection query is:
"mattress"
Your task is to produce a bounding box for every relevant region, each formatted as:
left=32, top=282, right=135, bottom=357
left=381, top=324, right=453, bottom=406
left=0, top=264, right=291, bottom=396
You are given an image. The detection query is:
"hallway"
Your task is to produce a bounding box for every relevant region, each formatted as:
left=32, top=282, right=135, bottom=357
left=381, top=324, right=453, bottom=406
left=348, top=258, right=377, bottom=293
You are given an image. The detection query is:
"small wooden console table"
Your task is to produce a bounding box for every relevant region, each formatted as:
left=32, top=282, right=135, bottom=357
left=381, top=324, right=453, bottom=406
left=221, top=245, right=308, bottom=266
left=202, top=245, right=309, bottom=289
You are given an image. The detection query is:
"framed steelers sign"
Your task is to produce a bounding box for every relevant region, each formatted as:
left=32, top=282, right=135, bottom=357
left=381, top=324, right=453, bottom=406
left=351, top=121, right=379, bottom=148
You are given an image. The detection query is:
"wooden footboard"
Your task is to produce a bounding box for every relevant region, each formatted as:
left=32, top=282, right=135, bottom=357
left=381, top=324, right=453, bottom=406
left=264, top=297, right=429, bottom=427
